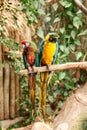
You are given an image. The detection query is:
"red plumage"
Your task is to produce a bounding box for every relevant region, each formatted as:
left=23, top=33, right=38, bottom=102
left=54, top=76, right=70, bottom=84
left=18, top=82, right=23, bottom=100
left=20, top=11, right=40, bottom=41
left=21, top=40, right=26, bottom=45
left=26, top=44, right=35, bottom=67
left=21, top=41, right=36, bottom=115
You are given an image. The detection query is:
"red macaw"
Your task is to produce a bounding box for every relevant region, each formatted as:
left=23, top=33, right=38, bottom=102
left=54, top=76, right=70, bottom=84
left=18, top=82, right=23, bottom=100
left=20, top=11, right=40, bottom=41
left=21, top=40, right=39, bottom=115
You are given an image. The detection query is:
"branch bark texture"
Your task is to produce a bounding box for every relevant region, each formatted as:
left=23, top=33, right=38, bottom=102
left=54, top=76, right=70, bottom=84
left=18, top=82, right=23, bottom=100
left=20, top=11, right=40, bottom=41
left=20, top=62, right=87, bottom=75
left=74, top=0, right=87, bottom=15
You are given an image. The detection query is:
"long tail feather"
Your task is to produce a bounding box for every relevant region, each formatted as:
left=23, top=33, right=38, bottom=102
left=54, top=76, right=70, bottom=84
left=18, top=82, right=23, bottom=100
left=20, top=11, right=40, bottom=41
left=28, top=74, right=36, bottom=113
left=40, top=72, right=48, bottom=121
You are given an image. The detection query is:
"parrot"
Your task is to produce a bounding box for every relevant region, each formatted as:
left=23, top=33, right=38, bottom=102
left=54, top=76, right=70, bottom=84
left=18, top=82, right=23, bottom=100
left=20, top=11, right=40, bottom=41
left=21, top=40, right=39, bottom=115
left=39, top=32, right=58, bottom=121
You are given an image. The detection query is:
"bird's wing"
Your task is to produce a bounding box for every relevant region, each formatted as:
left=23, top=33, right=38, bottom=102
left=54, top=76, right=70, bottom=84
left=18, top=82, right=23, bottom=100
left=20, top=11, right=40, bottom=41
left=52, top=42, right=58, bottom=64
left=23, top=52, right=28, bottom=69
left=35, top=52, right=40, bottom=67
left=39, top=40, right=44, bottom=60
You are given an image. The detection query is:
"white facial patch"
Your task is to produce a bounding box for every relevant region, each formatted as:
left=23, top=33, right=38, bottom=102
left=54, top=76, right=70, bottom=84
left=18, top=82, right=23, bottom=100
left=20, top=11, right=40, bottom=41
left=26, top=42, right=29, bottom=47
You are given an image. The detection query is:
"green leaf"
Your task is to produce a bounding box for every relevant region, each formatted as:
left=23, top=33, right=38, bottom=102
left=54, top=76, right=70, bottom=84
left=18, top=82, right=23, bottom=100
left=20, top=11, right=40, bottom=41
left=67, top=11, right=73, bottom=17
left=58, top=101, right=63, bottom=109
left=68, top=24, right=73, bottom=29
left=60, top=27, right=65, bottom=34
left=78, top=29, right=87, bottom=36
left=37, top=27, right=44, bottom=39
left=60, top=45, right=65, bottom=52
left=48, top=95, right=54, bottom=103
left=38, top=9, right=45, bottom=15
left=53, top=91, right=58, bottom=98
left=65, top=3, right=72, bottom=8
left=50, top=25, right=54, bottom=31
left=74, top=39, right=81, bottom=46
left=59, top=72, right=66, bottom=80
left=65, top=48, right=70, bottom=55
left=65, top=83, right=72, bottom=90
left=64, top=91, right=68, bottom=96
left=38, top=0, right=45, bottom=6
left=75, top=52, right=83, bottom=60
left=34, top=1, right=39, bottom=8
left=44, top=16, right=51, bottom=22
left=71, top=30, right=76, bottom=39
left=69, top=44, right=75, bottom=51
left=52, top=3, right=58, bottom=11
left=60, top=1, right=72, bottom=8
left=47, top=107, right=51, bottom=115
left=73, top=16, right=82, bottom=29
left=53, top=17, right=60, bottom=23
left=54, top=111, right=59, bottom=116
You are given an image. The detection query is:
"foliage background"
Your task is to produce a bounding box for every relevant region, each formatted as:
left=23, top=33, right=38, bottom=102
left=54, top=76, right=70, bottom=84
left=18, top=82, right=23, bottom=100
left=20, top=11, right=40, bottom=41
left=19, top=0, right=87, bottom=118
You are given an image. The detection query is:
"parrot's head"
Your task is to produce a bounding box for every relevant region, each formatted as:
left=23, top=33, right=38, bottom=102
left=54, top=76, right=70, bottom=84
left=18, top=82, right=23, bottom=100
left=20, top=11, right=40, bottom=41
left=21, top=40, right=26, bottom=45
left=45, top=33, right=58, bottom=43
left=21, top=40, right=29, bottom=48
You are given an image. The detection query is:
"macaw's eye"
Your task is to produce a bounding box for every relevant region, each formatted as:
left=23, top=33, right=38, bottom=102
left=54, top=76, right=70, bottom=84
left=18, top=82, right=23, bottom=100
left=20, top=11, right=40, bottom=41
left=49, top=36, right=57, bottom=42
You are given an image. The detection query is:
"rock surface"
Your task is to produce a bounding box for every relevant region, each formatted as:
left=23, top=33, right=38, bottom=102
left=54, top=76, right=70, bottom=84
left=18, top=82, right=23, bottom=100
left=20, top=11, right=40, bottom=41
left=1, top=117, right=24, bottom=129
left=53, top=82, right=87, bottom=130
left=31, top=122, right=52, bottom=130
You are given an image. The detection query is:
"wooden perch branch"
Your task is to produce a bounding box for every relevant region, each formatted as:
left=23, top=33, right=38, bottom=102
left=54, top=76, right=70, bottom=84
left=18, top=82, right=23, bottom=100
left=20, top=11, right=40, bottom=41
left=74, top=0, right=87, bottom=15
left=20, top=62, right=87, bottom=75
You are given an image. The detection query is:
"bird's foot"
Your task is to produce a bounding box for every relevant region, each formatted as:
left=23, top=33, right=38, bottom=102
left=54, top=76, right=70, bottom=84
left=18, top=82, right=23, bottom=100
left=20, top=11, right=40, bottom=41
left=27, top=67, right=30, bottom=73
left=31, top=66, right=35, bottom=71
left=31, top=66, right=37, bottom=74
left=27, top=66, right=35, bottom=73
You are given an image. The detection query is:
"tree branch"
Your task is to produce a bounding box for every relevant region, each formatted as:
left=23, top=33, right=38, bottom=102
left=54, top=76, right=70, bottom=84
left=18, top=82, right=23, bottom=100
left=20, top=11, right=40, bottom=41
left=20, top=62, right=87, bottom=75
left=74, top=0, right=87, bottom=15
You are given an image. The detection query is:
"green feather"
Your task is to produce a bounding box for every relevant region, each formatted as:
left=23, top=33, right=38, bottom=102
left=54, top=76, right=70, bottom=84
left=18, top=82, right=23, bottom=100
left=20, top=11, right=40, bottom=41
left=35, top=52, right=39, bottom=67
left=23, top=53, right=28, bottom=69
left=27, top=40, right=37, bottom=51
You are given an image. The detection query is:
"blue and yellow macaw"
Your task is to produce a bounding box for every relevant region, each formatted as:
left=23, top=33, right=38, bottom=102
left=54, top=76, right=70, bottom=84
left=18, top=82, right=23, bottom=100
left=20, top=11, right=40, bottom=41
left=39, top=32, right=58, bottom=120
left=21, top=40, right=39, bottom=115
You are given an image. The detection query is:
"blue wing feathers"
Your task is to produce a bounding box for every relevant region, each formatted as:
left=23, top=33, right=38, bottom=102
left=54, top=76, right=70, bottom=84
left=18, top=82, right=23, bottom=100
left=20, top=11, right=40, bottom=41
left=53, top=42, right=58, bottom=64
left=35, top=53, right=39, bottom=67
left=39, top=40, right=44, bottom=60
left=23, top=53, right=28, bottom=69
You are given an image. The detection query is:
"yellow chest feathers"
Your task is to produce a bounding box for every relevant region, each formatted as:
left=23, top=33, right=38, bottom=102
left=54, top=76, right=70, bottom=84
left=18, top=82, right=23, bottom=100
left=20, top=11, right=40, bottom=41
left=41, top=42, right=56, bottom=65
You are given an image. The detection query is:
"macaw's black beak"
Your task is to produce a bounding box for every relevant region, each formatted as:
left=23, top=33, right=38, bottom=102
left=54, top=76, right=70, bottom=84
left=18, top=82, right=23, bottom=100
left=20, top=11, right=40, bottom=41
left=49, top=36, right=57, bottom=43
